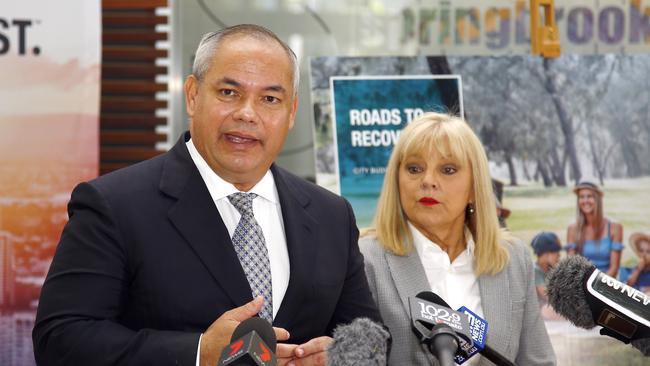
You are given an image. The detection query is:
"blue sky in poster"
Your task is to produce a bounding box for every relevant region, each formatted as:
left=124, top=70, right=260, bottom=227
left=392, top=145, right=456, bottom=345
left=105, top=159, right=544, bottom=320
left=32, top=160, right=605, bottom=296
left=331, top=76, right=461, bottom=227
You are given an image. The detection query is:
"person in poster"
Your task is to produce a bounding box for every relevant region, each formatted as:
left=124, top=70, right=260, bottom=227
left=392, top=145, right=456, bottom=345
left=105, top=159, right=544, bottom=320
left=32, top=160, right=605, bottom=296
left=566, top=181, right=624, bottom=278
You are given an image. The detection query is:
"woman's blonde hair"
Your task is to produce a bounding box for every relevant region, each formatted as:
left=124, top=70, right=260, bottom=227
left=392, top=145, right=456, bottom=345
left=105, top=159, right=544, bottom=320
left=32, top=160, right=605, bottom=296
left=372, top=112, right=510, bottom=275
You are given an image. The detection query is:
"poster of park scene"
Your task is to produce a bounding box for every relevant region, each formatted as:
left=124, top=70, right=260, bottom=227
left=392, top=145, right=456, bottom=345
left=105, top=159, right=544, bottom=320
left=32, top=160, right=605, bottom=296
left=310, top=54, right=650, bottom=365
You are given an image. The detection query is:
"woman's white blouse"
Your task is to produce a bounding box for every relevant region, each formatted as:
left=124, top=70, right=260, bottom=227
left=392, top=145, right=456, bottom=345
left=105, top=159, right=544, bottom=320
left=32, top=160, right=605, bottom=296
left=410, top=222, right=484, bottom=366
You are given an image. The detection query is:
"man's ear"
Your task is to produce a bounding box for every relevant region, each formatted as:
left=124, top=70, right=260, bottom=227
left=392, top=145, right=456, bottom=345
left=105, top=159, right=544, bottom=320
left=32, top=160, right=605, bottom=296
left=288, top=96, right=298, bottom=129
left=184, top=75, right=198, bottom=117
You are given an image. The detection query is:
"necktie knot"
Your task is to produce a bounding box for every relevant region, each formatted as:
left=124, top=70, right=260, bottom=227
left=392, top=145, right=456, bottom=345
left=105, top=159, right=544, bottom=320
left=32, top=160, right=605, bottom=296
left=228, top=192, right=258, bottom=215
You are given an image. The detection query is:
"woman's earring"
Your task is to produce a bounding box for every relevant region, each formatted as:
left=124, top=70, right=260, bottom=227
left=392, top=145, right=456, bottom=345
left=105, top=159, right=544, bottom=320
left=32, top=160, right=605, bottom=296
left=467, top=203, right=475, bottom=215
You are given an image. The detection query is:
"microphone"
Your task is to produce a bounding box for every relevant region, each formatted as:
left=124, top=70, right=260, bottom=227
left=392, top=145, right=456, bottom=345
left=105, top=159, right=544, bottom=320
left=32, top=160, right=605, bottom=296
left=547, top=256, right=650, bottom=356
left=327, top=317, right=391, bottom=366
left=409, top=293, right=473, bottom=366
left=218, top=317, right=277, bottom=366
left=415, top=291, right=517, bottom=366
left=426, top=323, right=461, bottom=366
left=546, top=256, right=650, bottom=343
left=546, top=256, right=650, bottom=344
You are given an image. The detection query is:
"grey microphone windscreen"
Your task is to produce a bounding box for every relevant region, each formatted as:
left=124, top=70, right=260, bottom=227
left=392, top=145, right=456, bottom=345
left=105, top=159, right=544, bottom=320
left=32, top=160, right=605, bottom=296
left=546, top=255, right=596, bottom=328
left=327, top=318, right=390, bottom=366
left=631, top=338, right=650, bottom=356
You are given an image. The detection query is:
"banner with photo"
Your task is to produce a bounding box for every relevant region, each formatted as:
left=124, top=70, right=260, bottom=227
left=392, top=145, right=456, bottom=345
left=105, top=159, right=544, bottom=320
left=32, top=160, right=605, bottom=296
left=449, top=53, right=650, bottom=365
left=0, top=1, right=100, bottom=365
left=311, top=57, right=464, bottom=228
left=327, top=74, right=463, bottom=226
left=311, top=53, right=650, bottom=364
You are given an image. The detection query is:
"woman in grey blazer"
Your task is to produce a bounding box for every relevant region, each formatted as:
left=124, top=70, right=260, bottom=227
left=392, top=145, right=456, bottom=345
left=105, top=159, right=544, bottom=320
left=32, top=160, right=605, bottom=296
left=359, top=113, right=556, bottom=366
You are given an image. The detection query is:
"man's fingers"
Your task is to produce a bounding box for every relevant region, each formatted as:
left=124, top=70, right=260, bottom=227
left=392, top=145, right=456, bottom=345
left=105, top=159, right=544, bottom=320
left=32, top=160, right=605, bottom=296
left=224, top=296, right=264, bottom=322
left=276, top=358, right=294, bottom=366
left=295, top=336, right=333, bottom=358
left=287, top=352, right=328, bottom=366
left=273, top=327, right=290, bottom=341
left=276, top=343, right=299, bottom=358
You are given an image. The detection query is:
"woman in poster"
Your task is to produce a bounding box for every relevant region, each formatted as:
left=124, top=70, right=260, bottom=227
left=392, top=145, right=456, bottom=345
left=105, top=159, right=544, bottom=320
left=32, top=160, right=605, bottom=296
left=359, top=113, right=554, bottom=365
left=625, top=231, right=650, bottom=292
left=566, top=181, right=624, bottom=278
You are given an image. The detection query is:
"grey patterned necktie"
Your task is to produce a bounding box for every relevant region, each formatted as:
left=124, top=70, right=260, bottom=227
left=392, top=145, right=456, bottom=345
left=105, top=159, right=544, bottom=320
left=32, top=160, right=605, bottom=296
left=228, top=192, right=273, bottom=322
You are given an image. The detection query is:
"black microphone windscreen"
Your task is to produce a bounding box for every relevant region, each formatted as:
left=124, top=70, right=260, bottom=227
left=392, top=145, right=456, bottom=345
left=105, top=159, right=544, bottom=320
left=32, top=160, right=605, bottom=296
left=546, top=256, right=596, bottom=328
left=231, top=317, right=277, bottom=350
left=327, top=318, right=390, bottom=366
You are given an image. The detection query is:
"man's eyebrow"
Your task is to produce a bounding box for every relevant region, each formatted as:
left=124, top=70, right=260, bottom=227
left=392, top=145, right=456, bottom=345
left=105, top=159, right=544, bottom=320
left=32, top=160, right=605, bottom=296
left=264, top=85, right=287, bottom=94
left=214, top=77, right=287, bottom=94
left=217, top=77, right=241, bottom=88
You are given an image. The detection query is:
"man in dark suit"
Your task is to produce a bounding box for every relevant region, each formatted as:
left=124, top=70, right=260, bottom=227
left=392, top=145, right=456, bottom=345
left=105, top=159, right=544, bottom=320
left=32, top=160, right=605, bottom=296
left=33, top=24, right=380, bottom=366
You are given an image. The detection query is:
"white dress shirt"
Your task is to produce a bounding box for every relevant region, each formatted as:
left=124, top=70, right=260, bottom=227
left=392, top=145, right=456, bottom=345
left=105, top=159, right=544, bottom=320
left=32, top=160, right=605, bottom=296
left=187, top=139, right=290, bottom=364
left=410, top=222, right=484, bottom=366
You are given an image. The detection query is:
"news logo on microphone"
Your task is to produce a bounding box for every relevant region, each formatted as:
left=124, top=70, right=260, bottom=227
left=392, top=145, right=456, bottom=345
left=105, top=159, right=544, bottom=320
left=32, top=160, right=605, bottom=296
left=548, top=255, right=650, bottom=346
left=454, top=306, right=489, bottom=364
left=410, top=297, right=469, bottom=333
left=586, top=270, right=650, bottom=339
left=218, top=317, right=277, bottom=366
left=408, top=296, right=474, bottom=360
left=219, top=330, right=275, bottom=366
left=410, top=292, right=517, bottom=366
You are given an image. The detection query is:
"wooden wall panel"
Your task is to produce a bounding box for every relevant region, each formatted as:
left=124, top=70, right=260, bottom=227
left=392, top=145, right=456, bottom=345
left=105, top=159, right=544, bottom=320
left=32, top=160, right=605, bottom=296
left=103, top=0, right=167, bottom=9
left=100, top=0, right=168, bottom=175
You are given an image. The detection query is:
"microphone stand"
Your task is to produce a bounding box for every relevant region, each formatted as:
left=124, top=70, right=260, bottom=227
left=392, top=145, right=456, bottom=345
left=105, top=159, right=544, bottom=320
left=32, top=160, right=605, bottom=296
left=428, top=324, right=460, bottom=366
left=414, top=320, right=460, bottom=366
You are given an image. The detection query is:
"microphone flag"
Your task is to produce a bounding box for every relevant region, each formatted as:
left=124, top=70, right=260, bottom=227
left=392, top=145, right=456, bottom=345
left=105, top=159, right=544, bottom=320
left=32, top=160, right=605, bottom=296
left=218, top=330, right=275, bottom=366
left=454, top=306, right=489, bottom=364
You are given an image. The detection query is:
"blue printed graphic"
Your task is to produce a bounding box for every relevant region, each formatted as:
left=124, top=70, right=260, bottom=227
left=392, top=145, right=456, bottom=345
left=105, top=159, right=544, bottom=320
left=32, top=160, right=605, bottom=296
left=455, top=306, right=489, bottom=364
left=331, top=76, right=461, bottom=227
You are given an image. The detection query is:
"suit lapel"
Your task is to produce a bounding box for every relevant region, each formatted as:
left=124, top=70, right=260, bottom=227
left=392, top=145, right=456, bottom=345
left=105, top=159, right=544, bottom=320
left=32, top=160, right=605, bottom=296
left=271, top=166, right=318, bottom=329
left=384, top=250, right=430, bottom=318
left=385, top=250, right=435, bottom=361
left=162, top=134, right=252, bottom=308
left=478, top=269, right=512, bottom=365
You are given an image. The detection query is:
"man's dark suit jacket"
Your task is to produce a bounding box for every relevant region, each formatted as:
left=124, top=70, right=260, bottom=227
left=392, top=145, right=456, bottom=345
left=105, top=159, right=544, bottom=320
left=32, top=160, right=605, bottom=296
left=33, top=133, right=381, bottom=365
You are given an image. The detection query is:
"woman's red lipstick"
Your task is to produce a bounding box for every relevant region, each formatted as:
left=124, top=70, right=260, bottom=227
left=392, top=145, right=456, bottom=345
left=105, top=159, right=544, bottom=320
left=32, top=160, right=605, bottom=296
left=418, top=197, right=439, bottom=206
